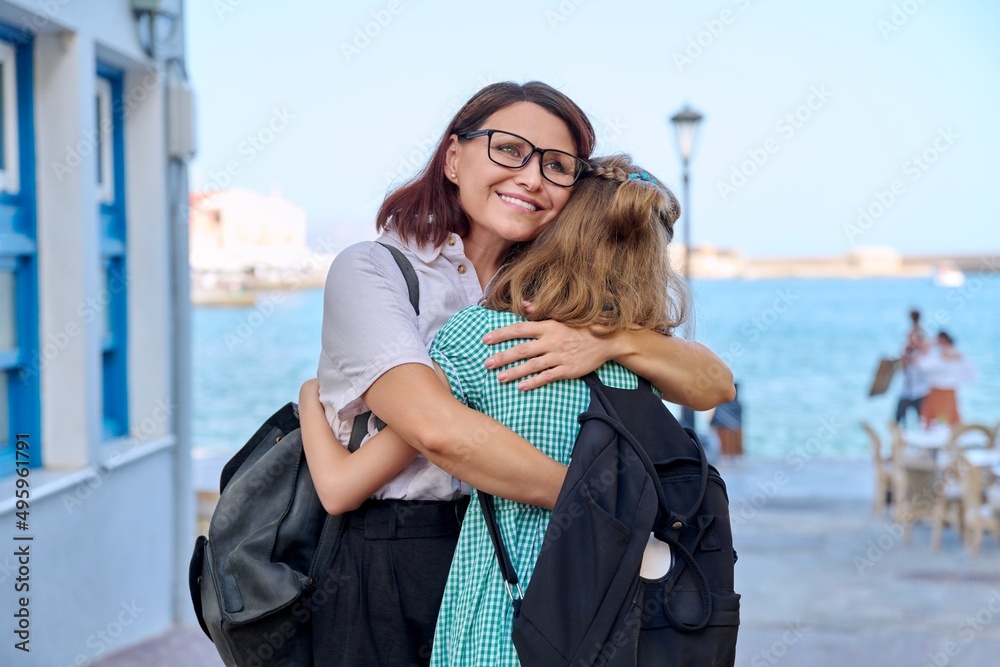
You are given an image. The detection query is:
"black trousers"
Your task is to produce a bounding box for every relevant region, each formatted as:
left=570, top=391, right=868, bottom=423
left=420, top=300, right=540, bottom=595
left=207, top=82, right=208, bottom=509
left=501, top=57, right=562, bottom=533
left=895, top=396, right=924, bottom=424
left=312, top=497, right=469, bottom=667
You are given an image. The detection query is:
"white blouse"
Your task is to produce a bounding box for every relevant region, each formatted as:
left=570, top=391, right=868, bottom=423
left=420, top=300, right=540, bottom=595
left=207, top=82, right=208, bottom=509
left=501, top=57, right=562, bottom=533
left=316, top=228, right=484, bottom=500
left=914, top=349, right=976, bottom=390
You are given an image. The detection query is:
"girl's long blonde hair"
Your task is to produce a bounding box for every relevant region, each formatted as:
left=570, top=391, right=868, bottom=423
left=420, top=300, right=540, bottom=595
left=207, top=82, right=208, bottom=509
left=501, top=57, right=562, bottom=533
left=485, top=154, right=688, bottom=335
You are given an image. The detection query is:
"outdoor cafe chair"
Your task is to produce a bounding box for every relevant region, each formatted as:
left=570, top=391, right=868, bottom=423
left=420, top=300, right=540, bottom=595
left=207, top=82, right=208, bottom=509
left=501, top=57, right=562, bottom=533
left=923, top=424, right=995, bottom=551
left=894, top=452, right=939, bottom=546
left=862, top=421, right=894, bottom=517
left=956, top=452, right=1000, bottom=556
left=929, top=453, right=964, bottom=552
left=947, top=423, right=996, bottom=452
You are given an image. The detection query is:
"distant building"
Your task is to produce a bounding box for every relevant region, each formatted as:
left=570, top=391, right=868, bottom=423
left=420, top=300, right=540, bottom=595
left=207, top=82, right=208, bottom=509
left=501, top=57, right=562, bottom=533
left=669, top=243, right=960, bottom=280
left=689, top=245, right=747, bottom=279
left=188, top=189, right=330, bottom=303
left=189, top=187, right=309, bottom=273
left=845, top=246, right=903, bottom=275
left=0, top=2, right=194, bottom=665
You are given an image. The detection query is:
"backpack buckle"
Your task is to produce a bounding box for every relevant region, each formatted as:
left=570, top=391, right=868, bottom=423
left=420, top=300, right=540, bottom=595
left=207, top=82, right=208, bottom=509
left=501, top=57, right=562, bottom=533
left=504, top=580, right=524, bottom=603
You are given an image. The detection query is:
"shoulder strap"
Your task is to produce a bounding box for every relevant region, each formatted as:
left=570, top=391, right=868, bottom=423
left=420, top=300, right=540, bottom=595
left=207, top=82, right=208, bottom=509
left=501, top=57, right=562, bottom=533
left=478, top=492, right=523, bottom=613
left=309, top=513, right=347, bottom=580
left=347, top=414, right=370, bottom=453
left=583, top=370, right=652, bottom=395
left=347, top=241, right=421, bottom=451
left=376, top=241, right=420, bottom=316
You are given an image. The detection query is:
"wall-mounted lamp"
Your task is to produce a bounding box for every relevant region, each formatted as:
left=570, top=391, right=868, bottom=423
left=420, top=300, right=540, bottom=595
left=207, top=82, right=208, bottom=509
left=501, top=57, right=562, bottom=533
left=131, top=0, right=181, bottom=60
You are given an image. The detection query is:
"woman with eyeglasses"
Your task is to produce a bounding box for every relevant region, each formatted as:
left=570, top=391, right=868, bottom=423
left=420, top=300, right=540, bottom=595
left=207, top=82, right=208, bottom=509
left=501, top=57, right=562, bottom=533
left=304, top=82, right=735, bottom=667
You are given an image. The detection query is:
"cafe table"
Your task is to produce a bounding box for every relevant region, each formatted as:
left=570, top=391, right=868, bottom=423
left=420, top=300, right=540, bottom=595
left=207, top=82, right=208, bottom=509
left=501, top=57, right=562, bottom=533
left=964, top=448, right=1000, bottom=470
left=902, top=425, right=991, bottom=462
left=901, top=425, right=953, bottom=462
left=962, top=449, right=1000, bottom=511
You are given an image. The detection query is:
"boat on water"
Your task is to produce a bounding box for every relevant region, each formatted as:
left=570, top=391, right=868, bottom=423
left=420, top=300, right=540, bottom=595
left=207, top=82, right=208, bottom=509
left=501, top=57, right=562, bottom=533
left=932, top=262, right=965, bottom=287
left=191, top=286, right=256, bottom=306
left=191, top=273, right=256, bottom=306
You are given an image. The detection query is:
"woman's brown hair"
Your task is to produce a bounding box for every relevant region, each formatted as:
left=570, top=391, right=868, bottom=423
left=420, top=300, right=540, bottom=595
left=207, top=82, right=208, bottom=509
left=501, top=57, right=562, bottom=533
left=484, top=154, right=688, bottom=336
left=376, top=81, right=596, bottom=248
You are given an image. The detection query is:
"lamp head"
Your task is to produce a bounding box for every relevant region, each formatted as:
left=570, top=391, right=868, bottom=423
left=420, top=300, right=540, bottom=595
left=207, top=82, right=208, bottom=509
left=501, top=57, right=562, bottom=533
left=669, top=105, right=704, bottom=163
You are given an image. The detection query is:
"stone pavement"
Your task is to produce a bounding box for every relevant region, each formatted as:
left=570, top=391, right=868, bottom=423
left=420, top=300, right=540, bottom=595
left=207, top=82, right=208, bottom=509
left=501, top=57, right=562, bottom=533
left=723, top=458, right=1000, bottom=667
left=93, top=459, right=1000, bottom=666
left=90, top=624, right=222, bottom=667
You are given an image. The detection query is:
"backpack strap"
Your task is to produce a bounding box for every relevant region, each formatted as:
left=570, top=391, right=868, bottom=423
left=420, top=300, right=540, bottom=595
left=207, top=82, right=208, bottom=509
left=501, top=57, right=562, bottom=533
left=584, top=371, right=651, bottom=392
left=649, top=526, right=714, bottom=632
left=347, top=414, right=370, bottom=454
left=347, top=241, right=421, bottom=452
left=377, top=241, right=420, bottom=316
left=649, top=428, right=710, bottom=531
left=310, top=511, right=347, bottom=580
left=478, top=492, right=523, bottom=613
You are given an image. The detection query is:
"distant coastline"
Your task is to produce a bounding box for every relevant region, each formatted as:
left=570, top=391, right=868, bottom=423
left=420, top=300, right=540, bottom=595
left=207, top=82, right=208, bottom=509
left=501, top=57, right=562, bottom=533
left=189, top=247, right=998, bottom=305
left=188, top=188, right=997, bottom=301
left=191, top=267, right=327, bottom=306
left=676, top=247, right=998, bottom=281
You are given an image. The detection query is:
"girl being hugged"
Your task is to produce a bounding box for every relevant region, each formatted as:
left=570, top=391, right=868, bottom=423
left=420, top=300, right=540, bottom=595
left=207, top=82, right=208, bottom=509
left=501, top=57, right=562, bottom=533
left=425, top=155, right=687, bottom=666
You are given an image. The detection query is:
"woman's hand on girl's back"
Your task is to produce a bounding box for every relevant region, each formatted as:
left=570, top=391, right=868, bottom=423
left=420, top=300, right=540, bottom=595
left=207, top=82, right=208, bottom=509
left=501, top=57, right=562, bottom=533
left=483, top=317, right=614, bottom=391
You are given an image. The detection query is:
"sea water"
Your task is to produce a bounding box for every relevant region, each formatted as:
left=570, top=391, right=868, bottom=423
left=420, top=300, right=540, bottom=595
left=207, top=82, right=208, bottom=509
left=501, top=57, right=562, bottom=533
left=193, top=275, right=1000, bottom=462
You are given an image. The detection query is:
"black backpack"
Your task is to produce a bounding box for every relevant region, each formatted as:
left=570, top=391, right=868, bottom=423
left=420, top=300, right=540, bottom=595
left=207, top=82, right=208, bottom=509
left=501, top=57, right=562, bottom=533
left=480, top=373, right=740, bottom=666
left=189, top=242, right=419, bottom=667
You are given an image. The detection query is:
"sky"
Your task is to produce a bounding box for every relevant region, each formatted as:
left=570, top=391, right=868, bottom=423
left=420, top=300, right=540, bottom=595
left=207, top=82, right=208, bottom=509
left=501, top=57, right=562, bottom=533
left=186, top=0, right=1000, bottom=259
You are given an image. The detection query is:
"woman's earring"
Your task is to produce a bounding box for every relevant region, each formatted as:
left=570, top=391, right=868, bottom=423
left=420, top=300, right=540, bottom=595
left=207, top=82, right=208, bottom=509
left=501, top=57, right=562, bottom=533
left=451, top=172, right=457, bottom=179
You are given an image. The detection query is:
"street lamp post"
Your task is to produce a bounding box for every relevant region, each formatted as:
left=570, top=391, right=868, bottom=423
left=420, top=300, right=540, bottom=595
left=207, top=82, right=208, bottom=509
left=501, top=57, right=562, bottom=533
left=670, top=105, right=704, bottom=431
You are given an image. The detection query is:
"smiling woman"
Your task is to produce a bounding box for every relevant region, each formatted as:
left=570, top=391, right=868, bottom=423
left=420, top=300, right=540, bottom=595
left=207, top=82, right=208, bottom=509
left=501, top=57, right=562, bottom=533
left=442, top=102, right=581, bottom=277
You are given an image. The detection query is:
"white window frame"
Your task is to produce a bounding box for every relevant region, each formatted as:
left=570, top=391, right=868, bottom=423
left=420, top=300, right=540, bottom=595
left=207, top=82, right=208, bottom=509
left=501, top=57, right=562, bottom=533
left=96, top=76, right=114, bottom=204
left=0, top=368, right=7, bottom=450
left=0, top=40, right=20, bottom=195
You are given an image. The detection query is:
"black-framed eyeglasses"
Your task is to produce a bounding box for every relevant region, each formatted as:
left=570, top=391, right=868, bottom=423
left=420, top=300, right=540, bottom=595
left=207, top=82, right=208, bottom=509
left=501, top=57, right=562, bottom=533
left=458, top=129, right=589, bottom=187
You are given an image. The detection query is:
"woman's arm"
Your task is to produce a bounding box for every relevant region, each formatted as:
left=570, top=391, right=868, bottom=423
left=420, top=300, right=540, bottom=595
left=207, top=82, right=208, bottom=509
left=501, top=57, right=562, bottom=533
left=299, top=379, right=419, bottom=515
left=317, top=245, right=565, bottom=510
left=480, top=321, right=735, bottom=410
left=363, top=363, right=567, bottom=509
left=609, top=329, right=736, bottom=410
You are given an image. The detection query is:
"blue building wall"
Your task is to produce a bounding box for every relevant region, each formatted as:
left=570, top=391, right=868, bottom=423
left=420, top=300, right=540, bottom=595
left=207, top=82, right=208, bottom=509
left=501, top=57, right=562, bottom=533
left=0, top=1, right=192, bottom=664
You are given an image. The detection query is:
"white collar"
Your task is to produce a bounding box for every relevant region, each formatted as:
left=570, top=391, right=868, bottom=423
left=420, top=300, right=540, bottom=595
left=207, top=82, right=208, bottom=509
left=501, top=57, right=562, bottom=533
left=382, top=227, right=443, bottom=262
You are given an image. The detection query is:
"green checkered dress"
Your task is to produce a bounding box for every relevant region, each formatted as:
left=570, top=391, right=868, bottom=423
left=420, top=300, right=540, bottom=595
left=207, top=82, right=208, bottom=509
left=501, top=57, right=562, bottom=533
left=427, top=306, right=644, bottom=667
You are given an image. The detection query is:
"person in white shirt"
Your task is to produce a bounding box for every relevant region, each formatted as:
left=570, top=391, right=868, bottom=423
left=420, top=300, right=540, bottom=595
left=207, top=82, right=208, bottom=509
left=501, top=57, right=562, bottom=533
left=916, top=330, right=975, bottom=427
